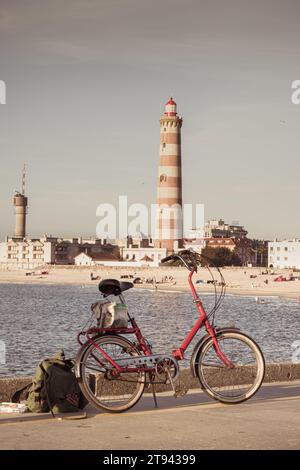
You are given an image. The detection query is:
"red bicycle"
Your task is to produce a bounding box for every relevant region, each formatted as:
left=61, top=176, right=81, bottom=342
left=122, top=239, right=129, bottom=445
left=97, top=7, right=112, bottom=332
left=75, top=250, right=265, bottom=412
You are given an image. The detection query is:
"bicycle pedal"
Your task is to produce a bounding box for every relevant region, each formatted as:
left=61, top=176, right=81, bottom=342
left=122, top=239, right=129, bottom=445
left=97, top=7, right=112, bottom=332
left=174, top=387, right=189, bottom=398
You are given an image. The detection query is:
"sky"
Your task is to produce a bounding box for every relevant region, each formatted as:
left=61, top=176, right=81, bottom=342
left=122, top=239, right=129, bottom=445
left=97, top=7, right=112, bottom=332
left=0, top=0, right=300, bottom=240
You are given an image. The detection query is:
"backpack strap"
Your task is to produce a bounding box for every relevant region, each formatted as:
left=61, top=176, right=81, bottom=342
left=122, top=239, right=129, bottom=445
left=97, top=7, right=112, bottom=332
left=40, top=363, right=56, bottom=419
left=11, top=382, right=32, bottom=403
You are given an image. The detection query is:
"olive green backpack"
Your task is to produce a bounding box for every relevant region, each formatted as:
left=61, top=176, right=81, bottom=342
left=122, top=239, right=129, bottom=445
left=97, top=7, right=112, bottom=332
left=13, top=350, right=87, bottom=415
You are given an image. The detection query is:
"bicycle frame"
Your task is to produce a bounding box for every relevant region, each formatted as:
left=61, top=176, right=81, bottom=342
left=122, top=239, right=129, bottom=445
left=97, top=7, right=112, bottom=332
left=173, top=268, right=233, bottom=367
left=77, top=267, right=234, bottom=372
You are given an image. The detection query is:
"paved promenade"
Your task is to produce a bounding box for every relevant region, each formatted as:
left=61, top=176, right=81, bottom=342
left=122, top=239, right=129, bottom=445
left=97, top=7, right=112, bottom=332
left=0, top=380, right=299, bottom=450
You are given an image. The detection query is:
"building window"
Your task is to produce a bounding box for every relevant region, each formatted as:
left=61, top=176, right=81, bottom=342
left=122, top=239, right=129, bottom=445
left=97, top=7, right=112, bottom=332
left=284, top=247, right=288, bottom=251
left=277, top=256, right=280, bottom=261
left=277, top=247, right=280, bottom=251
left=270, top=247, right=274, bottom=252
left=160, top=174, right=167, bottom=183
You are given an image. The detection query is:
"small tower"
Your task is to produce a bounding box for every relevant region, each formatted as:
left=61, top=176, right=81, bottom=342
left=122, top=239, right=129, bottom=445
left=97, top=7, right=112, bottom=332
left=13, top=165, right=28, bottom=239
left=155, top=98, right=183, bottom=252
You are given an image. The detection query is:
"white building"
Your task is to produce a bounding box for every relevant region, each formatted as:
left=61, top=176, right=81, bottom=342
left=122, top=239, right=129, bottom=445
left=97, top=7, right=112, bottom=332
left=74, top=252, right=118, bottom=266
left=74, top=248, right=167, bottom=267
left=0, top=238, right=55, bottom=269
left=184, top=238, right=206, bottom=253
left=74, top=252, right=96, bottom=266
left=0, top=236, right=119, bottom=269
left=185, top=228, right=205, bottom=240
left=122, top=247, right=167, bottom=266
left=204, top=219, right=248, bottom=239
left=268, top=239, right=300, bottom=269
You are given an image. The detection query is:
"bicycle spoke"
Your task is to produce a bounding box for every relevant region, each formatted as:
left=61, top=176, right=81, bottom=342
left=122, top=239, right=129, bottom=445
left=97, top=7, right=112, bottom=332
left=80, top=337, right=145, bottom=412
left=198, top=332, right=264, bottom=403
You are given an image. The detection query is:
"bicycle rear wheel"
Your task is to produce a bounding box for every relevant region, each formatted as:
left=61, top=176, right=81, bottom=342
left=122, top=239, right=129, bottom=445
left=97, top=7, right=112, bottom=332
left=197, top=331, right=265, bottom=404
left=77, top=335, right=146, bottom=412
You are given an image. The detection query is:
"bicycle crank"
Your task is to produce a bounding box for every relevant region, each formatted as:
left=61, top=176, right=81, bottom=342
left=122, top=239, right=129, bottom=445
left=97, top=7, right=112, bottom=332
left=160, top=365, right=189, bottom=398
left=114, top=354, right=179, bottom=382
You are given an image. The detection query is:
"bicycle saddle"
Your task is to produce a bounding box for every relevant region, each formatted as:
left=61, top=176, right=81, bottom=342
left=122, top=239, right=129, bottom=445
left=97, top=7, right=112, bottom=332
left=98, top=279, right=133, bottom=296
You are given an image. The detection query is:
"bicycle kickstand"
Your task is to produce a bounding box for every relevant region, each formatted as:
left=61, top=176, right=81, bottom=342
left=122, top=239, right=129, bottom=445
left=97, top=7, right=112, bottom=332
left=148, top=373, right=158, bottom=409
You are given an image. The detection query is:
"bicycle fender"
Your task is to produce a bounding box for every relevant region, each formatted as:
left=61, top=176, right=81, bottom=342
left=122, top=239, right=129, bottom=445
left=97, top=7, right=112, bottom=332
left=74, top=334, right=136, bottom=380
left=190, top=327, right=240, bottom=378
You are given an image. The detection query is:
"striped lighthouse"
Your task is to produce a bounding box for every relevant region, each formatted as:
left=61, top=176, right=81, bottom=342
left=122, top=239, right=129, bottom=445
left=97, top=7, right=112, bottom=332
left=155, top=97, right=183, bottom=252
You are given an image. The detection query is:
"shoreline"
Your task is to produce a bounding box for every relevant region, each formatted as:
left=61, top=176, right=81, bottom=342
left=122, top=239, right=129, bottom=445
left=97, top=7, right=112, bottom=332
left=0, top=280, right=299, bottom=301
left=0, top=266, right=299, bottom=300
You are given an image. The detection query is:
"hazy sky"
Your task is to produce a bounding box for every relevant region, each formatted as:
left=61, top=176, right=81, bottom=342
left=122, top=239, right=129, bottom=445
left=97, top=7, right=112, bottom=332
left=1, top=0, right=300, bottom=240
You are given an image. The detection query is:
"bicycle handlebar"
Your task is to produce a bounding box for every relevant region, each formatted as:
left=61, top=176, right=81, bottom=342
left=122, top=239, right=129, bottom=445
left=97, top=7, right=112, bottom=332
left=161, top=250, right=198, bottom=271
left=161, top=255, right=174, bottom=263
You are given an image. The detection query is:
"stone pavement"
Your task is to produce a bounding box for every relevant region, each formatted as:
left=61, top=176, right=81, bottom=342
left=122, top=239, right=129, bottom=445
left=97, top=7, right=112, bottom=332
left=0, top=380, right=299, bottom=450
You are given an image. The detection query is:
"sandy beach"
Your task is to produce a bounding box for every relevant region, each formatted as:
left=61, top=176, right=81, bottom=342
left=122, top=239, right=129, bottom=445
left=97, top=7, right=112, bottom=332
left=0, top=265, right=299, bottom=300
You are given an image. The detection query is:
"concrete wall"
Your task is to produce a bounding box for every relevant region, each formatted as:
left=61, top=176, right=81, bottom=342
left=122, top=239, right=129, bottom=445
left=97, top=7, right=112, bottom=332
left=1, top=363, right=300, bottom=402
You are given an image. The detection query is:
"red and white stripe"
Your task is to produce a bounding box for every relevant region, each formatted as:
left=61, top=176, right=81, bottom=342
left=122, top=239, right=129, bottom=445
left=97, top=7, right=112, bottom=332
left=155, top=98, right=183, bottom=252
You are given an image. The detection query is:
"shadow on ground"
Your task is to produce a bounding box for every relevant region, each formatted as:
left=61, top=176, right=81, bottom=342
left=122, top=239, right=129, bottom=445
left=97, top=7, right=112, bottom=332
left=0, top=381, right=299, bottom=425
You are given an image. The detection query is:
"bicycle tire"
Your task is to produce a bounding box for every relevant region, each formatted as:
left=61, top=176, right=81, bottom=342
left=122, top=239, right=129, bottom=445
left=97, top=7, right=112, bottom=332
left=197, top=331, right=265, bottom=404
left=76, top=335, right=146, bottom=413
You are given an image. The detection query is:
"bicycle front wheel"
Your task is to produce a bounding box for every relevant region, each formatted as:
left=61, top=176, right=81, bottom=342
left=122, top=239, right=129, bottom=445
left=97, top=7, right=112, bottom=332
left=77, top=335, right=146, bottom=413
left=197, top=331, right=265, bottom=404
